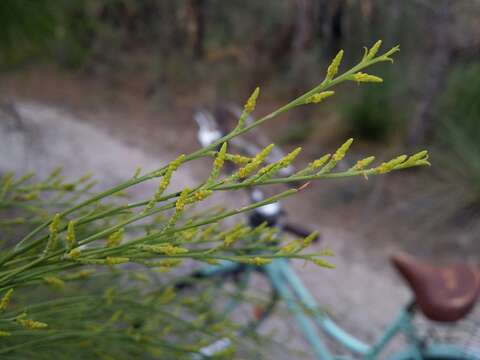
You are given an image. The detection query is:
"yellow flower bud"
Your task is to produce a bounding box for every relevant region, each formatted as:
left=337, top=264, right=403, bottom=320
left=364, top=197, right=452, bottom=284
left=303, top=231, right=319, bottom=247
left=313, top=258, right=335, bottom=269
left=244, top=87, right=260, bottom=113
left=366, top=40, right=382, bottom=60
left=0, top=289, right=14, bottom=311
left=294, top=154, right=331, bottom=177
left=236, top=144, right=274, bottom=179
left=66, top=220, right=76, bottom=250
left=144, top=154, right=185, bottom=214
left=18, top=319, right=48, bottom=329
left=107, top=228, right=124, bottom=248
left=208, top=142, right=227, bottom=184
left=326, top=50, right=344, bottom=81
left=281, top=241, right=299, bottom=254
left=43, top=276, right=65, bottom=289
left=304, top=91, right=335, bottom=104
left=44, top=213, right=61, bottom=255
left=137, top=244, right=189, bottom=256
left=350, top=156, right=375, bottom=171
left=66, top=248, right=81, bottom=259
left=106, top=257, right=130, bottom=266
left=252, top=257, right=272, bottom=265
left=376, top=155, right=407, bottom=174
left=236, top=87, right=261, bottom=129
left=351, top=72, right=383, bottom=83
left=133, top=166, right=142, bottom=179
left=333, top=138, right=353, bottom=161
left=318, top=139, right=353, bottom=174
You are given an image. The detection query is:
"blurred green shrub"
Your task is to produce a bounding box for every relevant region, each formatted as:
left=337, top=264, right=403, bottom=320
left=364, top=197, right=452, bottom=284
left=0, top=0, right=153, bottom=68
left=341, top=73, right=402, bottom=142
left=436, top=62, right=480, bottom=205
left=0, top=0, right=58, bottom=66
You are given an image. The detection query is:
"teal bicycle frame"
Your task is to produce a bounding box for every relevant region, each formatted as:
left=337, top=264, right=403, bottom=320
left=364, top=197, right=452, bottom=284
left=198, top=258, right=479, bottom=360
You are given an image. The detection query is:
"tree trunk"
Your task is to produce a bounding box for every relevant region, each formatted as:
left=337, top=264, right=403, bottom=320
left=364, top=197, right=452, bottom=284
left=407, top=0, right=454, bottom=146
left=292, top=0, right=315, bottom=53
left=187, top=0, right=207, bottom=59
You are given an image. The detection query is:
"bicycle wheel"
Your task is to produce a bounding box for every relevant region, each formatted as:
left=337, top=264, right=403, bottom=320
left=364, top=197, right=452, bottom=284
left=167, top=263, right=279, bottom=358
left=392, top=345, right=480, bottom=360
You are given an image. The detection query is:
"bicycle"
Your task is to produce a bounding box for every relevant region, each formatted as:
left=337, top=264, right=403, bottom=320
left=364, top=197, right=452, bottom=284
left=172, top=105, right=480, bottom=360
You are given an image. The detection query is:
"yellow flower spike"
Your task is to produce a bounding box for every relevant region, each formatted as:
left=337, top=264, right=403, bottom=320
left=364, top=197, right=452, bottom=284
left=303, top=231, right=320, bottom=247
left=137, top=244, right=189, bottom=256
left=0, top=288, right=14, bottom=311
left=311, top=154, right=331, bottom=168
left=251, top=257, right=272, bottom=266
left=49, top=214, right=61, bottom=233
left=180, top=228, right=198, bottom=242
left=244, top=87, right=260, bottom=113
left=351, top=72, right=383, bottom=83
left=133, top=166, right=142, bottom=179
left=0, top=331, right=11, bottom=337
left=313, top=258, right=336, bottom=269
left=66, top=220, right=76, bottom=250
left=204, top=259, right=220, bottom=265
left=15, top=191, right=39, bottom=201
left=281, top=147, right=302, bottom=167
left=402, top=150, right=429, bottom=167
left=221, top=224, right=248, bottom=247
left=333, top=138, right=354, bottom=161
left=135, top=259, right=181, bottom=268
left=326, top=50, right=344, bottom=81
left=281, top=241, right=299, bottom=254
left=18, top=319, right=48, bottom=329
left=106, top=257, right=130, bottom=266
left=44, top=213, right=61, bottom=255
left=376, top=155, right=408, bottom=174
left=415, top=159, right=431, bottom=167
left=175, top=188, right=190, bottom=213
left=160, top=259, right=183, bottom=267
left=350, top=156, right=376, bottom=171
left=144, top=154, right=185, bottom=214
left=186, top=189, right=212, bottom=204
left=224, top=153, right=251, bottom=165
left=201, top=224, right=218, bottom=240
left=208, top=142, right=227, bottom=184
left=304, top=91, right=335, bottom=105
left=319, top=247, right=335, bottom=257
left=217, top=223, right=243, bottom=238
left=294, top=154, right=331, bottom=177
left=367, top=40, right=382, bottom=60
left=66, top=248, right=81, bottom=259
left=395, top=151, right=430, bottom=169
left=235, top=144, right=274, bottom=179
left=43, top=276, right=65, bottom=289
left=319, top=139, right=353, bottom=174
left=163, top=187, right=191, bottom=231
left=236, top=87, right=260, bottom=129
left=249, top=147, right=302, bottom=183
left=107, top=228, right=124, bottom=248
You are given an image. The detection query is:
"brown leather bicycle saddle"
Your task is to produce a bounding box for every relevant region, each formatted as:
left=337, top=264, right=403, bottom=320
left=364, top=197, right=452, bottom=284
left=391, top=252, right=480, bottom=322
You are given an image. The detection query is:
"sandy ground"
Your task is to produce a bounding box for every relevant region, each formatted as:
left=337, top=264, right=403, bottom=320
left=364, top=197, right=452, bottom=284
left=1, top=101, right=478, bottom=359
